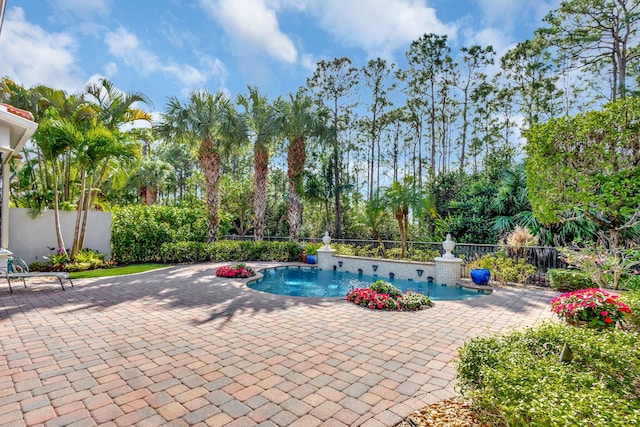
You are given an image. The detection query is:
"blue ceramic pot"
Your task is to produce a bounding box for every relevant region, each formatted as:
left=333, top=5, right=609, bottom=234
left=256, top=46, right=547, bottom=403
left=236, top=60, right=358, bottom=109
left=306, top=255, right=316, bottom=265
left=470, top=268, right=491, bottom=285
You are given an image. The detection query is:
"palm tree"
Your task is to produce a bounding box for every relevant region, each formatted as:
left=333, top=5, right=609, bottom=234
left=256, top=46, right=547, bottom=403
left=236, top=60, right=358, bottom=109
left=271, top=92, right=325, bottom=241
left=157, top=90, right=244, bottom=241
left=31, top=109, right=73, bottom=254
left=237, top=86, right=277, bottom=241
left=384, top=176, right=431, bottom=258
left=127, top=158, right=176, bottom=205
left=364, top=195, right=388, bottom=257
left=85, top=78, right=151, bottom=131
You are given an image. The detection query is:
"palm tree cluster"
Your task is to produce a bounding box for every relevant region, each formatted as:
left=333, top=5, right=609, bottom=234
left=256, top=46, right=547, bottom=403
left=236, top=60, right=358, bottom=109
left=4, top=0, right=640, bottom=250
left=1, top=77, right=149, bottom=257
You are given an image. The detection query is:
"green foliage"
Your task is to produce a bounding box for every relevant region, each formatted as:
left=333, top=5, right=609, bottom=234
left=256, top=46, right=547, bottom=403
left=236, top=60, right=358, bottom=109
left=558, top=244, right=640, bottom=290
left=66, top=249, right=108, bottom=272
left=111, top=205, right=207, bottom=263
left=331, top=243, right=438, bottom=262
left=398, top=291, right=433, bottom=310
left=457, top=322, right=640, bottom=426
left=156, top=240, right=302, bottom=264
left=304, top=242, right=322, bottom=255
left=369, top=280, right=402, bottom=298
left=525, top=97, right=640, bottom=245
left=467, top=252, right=537, bottom=285
left=619, top=290, right=640, bottom=331
left=547, top=268, right=594, bottom=292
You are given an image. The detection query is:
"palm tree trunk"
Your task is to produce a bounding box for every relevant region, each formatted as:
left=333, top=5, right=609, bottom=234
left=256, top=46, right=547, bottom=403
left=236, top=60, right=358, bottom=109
left=287, top=135, right=306, bottom=241
left=253, top=142, right=269, bottom=241
left=198, top=138, right=221, bottom=242
left=51, top=162, right=67, bottom=254
left=78, top=182, right=93, bottom=255
left=71, top=168, right=86, bottom=257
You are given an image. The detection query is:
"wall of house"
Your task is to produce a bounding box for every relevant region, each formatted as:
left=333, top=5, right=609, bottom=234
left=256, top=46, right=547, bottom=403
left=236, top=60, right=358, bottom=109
left=8, top=208, right=111, bottom=263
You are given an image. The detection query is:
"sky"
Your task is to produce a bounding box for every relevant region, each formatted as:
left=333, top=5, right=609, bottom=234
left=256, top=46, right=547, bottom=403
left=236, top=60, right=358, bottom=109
left=0, top=0, right=559, bottom=115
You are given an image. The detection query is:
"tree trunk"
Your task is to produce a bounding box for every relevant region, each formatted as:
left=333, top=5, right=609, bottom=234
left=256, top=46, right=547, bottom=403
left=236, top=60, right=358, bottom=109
left=395, top=209, right=405, bottom=259
left=253, top=143, right=269, bottom=241
left=77, top=181, right=93, bottom=255
left=198, top=138, right=221, bottom=242
left=51, top=162, right=66, bottom=254
left=71, top=167, right=86, bottom=257
left=287, top=135, right=306, bottom=241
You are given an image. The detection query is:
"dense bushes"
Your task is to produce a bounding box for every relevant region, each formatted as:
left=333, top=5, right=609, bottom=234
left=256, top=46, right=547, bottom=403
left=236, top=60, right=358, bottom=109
left=112, top=205, right=207, bottom=263
left=157, top=240, right=303, bottom=263
left=547, top=268, right=594, bottom=292
left=457, top=322, right=640, bottom=426
left=467, top=251, right=536, bottom=285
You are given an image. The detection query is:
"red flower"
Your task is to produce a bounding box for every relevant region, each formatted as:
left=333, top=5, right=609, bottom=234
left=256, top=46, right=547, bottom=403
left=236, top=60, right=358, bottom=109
left=604, top=317, right=612, bottom=324
left=600, top=310, right=608, bottom=317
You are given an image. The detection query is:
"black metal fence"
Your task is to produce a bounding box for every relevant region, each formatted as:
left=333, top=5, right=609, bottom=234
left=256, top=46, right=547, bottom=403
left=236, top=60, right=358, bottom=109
left=222, top=235, right=567, bottom=286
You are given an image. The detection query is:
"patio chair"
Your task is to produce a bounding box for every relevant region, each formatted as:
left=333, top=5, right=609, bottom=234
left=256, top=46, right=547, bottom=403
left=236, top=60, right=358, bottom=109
left=2, top=256, right=73, bottom=293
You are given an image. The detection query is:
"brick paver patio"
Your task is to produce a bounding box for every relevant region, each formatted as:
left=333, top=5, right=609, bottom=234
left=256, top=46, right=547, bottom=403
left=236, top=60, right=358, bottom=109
left=0, top=263, right=557, bottom=426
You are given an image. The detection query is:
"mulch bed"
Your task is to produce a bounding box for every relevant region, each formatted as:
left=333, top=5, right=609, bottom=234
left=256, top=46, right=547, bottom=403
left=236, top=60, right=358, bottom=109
left=394, top=398, right=488, bottom=427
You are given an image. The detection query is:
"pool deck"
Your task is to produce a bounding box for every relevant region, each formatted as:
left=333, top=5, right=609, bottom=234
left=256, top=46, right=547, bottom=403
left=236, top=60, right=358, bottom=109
left=0, top=262, right=557, bottom=426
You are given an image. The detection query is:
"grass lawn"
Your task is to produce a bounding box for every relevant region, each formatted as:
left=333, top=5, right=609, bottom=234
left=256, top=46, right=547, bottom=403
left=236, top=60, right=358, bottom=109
left=69, top=263, right=169, bottom=279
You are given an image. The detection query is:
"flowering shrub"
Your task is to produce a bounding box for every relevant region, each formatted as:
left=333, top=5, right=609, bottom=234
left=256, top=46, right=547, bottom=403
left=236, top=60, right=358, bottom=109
left=398, top=291, right=433, bottom=310
left=346, top=288, right=401, bottom=310
left=550, top=288, right=632, bottom=328
left=346, top=281, right=432, bottom=311
left=559, top=244, right=640, bottom=290
left=216, top=263, right=256, bottom=278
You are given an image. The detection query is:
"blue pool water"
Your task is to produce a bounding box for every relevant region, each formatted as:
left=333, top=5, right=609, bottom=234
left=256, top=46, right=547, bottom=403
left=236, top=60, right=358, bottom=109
left=248, top=266, right=490, bottom=300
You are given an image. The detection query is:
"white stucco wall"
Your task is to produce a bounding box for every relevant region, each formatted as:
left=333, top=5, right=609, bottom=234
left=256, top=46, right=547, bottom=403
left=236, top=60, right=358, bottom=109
left=8, top=208, right=111, bottom=263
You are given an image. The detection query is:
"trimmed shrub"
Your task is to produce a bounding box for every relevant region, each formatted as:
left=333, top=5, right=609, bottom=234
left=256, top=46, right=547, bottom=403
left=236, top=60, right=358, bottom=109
left=157, top=240, right=303, bottom=264
left=346, top=280, right=433, bottom=311
left=111, top=205, right=206, bottom=263
left=547, top=268, right=594, bottom=292
left=397, top=291, right=432, bottom=310
left=369, top=280, right=402, bottom=298
left=457, top=322, right=640, bottom=426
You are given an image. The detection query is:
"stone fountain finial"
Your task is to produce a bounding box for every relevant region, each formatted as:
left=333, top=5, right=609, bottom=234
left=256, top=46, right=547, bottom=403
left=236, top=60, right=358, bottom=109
left=322, top=231, right=331, bottom=250
left=442, top=233, right=455, bottom=259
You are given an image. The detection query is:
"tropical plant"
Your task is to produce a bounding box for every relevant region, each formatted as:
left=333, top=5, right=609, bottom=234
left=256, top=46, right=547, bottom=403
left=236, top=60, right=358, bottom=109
left=126, top=158, right=176, bottom=205
left=525, top=97, right=640, bottom=249
left=383, top=176, right=432, bottom=258
left=271, top=91, right=326, bottom=241
left=157, top=90, right=245, bottom=241
left=237, top=86, right=278, bottom=241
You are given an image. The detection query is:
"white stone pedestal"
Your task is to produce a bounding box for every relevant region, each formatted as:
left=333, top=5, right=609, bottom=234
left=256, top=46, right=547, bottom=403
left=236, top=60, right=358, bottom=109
left=434, top=256, right=462, bottom=287
left=316, top=247, right=336, bottom=271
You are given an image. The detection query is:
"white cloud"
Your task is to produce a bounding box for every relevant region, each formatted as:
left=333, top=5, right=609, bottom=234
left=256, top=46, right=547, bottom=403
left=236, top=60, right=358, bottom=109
left=47, top=0, right=110, bottom=20
left=308, top=0, right=457, bottom=58
left=104, top=27, right=210, bottom=88
left=199, top=0, right=298, bottom=64
left=475, top=0, right=558, bottom=35
left=0, top=7, right=84, bottom=92
left=104, top=61, right=118, bottom=77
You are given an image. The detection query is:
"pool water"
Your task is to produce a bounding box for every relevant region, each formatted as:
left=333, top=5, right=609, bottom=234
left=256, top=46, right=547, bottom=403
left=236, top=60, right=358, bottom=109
left=248, top=266, right=490, bottom=300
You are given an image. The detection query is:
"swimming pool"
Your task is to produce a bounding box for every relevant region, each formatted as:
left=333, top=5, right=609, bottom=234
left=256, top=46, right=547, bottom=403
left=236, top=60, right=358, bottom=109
left=248, top=266, right=490, bottom=300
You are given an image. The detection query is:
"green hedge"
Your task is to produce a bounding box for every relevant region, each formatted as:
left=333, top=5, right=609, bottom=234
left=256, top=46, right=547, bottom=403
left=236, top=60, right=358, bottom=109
left=157, top=241, right=303, bottom=264
left=111, top=205, right=207, bottom=263
left=547, top=268, right=594, bottom=292
left=457, top=322, right=640, bottom=426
